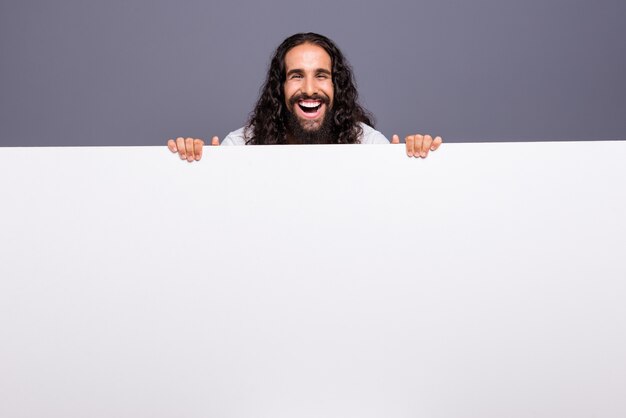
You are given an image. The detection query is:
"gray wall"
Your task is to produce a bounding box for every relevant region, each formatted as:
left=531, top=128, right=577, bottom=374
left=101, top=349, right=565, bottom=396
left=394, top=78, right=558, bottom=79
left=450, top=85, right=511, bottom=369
left=1, top=0, right=624, bottom=147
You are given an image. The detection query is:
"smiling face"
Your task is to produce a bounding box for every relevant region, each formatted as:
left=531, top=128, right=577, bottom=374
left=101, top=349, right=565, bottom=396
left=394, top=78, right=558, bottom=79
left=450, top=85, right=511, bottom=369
left=283, top=43, right=334, bottom=134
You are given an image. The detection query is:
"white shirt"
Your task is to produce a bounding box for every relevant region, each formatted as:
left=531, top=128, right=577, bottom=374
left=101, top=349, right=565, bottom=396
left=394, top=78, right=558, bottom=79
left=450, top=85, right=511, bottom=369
left=220, top=122, right=389, bottom=145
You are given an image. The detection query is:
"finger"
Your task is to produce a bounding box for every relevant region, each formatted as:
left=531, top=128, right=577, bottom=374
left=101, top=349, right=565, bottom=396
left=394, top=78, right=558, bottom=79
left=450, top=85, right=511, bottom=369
left=185, top=138, right=195, bottom=162
left=422, top=135, right=433, bottom=158
left=211, top=136, right=219, bottom=146
left=167, top=139, right=177, bottom=153
left=415, top=134, right=425, bottom=158
left=176, top=137, right=186, bottom=160
left=391, top=134, right=400, bottom=144
left=194, top=139, right=204, bottom=161
left=405, top=135, right=415, bottom=157
left=431, top=136, right=443, bottom=151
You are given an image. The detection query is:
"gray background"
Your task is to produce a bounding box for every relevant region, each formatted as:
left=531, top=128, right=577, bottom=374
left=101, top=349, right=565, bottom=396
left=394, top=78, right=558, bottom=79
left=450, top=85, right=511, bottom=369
left=1, top=0, right=625, bottom=147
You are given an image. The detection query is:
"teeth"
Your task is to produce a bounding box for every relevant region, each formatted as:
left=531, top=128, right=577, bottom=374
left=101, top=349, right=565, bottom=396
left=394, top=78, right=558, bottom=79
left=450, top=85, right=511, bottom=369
left=299, top=101, right=321, bottom=108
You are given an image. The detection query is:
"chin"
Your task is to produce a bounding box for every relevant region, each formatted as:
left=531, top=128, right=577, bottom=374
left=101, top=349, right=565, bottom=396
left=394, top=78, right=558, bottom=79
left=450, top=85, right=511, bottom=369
left=286, top=105, right=334, bottom=144
left=300, top=121, right=322, bottom=131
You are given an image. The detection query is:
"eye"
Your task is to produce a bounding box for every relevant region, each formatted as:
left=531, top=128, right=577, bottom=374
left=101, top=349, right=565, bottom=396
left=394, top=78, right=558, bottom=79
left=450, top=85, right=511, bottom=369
left=290, top=74, right=303, bottom=79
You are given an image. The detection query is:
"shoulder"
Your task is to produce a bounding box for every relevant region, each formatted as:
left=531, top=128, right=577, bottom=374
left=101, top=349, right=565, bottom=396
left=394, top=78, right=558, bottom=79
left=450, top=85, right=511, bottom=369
left=220, top=127, right=248, bottom=146
left=359, top=123, right=389, bottom=144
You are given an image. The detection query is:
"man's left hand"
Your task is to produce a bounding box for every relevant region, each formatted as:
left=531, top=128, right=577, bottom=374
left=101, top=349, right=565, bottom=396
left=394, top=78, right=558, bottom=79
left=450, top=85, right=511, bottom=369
left=391, top=134, right=443, bottom=158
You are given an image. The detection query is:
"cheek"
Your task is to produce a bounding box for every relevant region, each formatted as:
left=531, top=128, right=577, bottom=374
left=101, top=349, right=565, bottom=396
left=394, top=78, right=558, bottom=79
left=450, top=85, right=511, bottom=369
left=284, top=84, right=296, bottom=105
left=324, top=82, right=334, bottom=102
left=283, top=89, right=291, bottom=108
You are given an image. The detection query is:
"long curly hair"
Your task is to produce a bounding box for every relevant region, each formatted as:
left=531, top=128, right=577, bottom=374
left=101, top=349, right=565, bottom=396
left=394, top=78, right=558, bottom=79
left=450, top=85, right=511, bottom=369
left=245, top=33, right=374, bottom=144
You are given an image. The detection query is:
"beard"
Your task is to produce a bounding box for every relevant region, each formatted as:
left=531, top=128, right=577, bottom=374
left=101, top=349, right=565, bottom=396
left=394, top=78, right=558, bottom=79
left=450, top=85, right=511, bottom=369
left=285, top=93, right=335, bottom=144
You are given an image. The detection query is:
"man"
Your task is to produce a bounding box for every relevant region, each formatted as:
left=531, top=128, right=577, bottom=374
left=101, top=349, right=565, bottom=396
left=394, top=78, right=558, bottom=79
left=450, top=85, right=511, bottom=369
left=167, top=32, right=442, bottom=159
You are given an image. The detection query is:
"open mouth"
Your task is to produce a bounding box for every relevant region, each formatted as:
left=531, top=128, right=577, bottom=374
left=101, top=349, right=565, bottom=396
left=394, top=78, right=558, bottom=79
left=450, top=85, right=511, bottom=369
left=297, top=100, right=323, bottom=119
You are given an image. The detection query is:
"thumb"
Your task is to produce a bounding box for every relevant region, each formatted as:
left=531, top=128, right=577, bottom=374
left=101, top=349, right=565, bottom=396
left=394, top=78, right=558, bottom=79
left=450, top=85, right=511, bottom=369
left=391, top=134, right=400, bottom=144
left=211, top=136, right=220, bottom=146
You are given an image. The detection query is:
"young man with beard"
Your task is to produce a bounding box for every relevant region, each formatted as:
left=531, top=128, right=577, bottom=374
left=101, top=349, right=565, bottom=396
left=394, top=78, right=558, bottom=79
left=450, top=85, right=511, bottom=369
left=168, top=32, right=442, bottom=159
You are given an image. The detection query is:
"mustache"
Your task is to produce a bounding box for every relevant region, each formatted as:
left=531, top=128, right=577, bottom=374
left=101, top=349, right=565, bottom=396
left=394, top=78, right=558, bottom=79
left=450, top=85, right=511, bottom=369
left=288, top=93, right=331, bottom=107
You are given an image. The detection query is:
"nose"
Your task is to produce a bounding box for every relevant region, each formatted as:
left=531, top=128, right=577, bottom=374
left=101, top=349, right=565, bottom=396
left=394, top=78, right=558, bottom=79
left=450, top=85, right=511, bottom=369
left=303, top=76, right=317, bottom=97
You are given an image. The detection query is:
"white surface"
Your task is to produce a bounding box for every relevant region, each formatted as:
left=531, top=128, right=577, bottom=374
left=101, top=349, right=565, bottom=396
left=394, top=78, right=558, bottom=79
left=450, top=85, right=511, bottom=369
left=0, top=142, right=625, bottom=418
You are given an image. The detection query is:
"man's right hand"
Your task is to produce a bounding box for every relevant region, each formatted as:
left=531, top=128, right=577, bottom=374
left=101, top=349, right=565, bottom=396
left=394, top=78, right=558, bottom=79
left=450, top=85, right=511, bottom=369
left=167, top=136, right=219, bottom=162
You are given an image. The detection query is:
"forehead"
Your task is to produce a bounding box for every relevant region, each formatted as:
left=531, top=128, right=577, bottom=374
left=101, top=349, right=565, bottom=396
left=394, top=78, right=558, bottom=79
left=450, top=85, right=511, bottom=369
left=284, top=43, right=332, bottom=72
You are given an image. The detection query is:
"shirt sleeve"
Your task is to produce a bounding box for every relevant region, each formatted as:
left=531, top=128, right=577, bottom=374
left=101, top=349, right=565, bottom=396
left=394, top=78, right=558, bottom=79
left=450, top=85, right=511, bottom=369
left=220, top=127, right=247, bottom=146
left=360, top=123, right=390, bottom=144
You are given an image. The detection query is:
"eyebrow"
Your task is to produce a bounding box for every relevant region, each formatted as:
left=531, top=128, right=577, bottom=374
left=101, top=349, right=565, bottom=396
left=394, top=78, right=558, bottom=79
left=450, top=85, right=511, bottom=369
left=286, top=68, right=332, bottom=77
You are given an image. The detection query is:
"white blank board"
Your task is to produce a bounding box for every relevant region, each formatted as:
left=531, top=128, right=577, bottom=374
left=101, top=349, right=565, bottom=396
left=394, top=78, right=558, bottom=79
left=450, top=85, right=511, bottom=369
left=1, top=142, right=625, bottom=418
